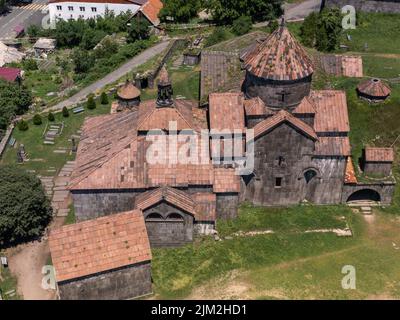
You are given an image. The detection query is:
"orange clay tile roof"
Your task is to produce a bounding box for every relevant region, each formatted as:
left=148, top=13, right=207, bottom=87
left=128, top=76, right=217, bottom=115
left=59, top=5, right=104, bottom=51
left=342, top=55, right=363, bottom=78
left=117, top=80, right=141, bottom=100
left=344, top=157, right=357, bottom=184
left=315, top=136, right=351, bottom=156
left=357, top=78, right=391, bottom=98
left=135, top=187, right=216, bottom=221
left=49, top=210, right=151, bottom=282
left=158, top=64, right=170, bottom=85
left=137, top=99, right=207, bottom=132
left=209, top=92, right=245, bottom=131
left=365, top=147, right=394, bottom=162
left=243, top=97, right=273, bottom=117
left=310, top=90, right=350, bottom=133
left=140, top=0, right=163, bottom=26
left=243, top=26, right=314, bottom=81
left=252, top=109, right=318, bottom=141
left=135, top=186, right=196, bottom=215
left=292, top=96, right=316, bottom=114
left=213, top=167, right=241, bottom=193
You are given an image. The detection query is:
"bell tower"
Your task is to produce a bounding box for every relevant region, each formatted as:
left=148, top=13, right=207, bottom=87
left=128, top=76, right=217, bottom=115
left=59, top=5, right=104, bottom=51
left=156, top=65, right=173, bottom=107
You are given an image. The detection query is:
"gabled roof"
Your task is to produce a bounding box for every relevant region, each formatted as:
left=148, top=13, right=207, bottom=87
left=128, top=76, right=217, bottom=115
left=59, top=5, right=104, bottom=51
left=357, top=78, right=391, bottom=98
left=244, top=97, right=273, bottom=117
left=0, top=67, right=21, bottom=82
left=365, top=147, right=394, bottom=162
left=311, top=90, right=350, bottom=133
left=344, top=157, right=357, bottom=184
left=209, top=92, right=245, bottom=131
left=135, top=186, right=217, bottom=221
left=252, top=109, right=318, bottom=140
left=135, top=186, right=196, bottom=215
left=243, top=26, right=314, bottom=81
left=139, top=0, right=163, bottom=26
left=213, top=167, right=241, bottom=193
left=292, top=96, right=316, bottom=114
left=49, top=210, right=151, bottom=282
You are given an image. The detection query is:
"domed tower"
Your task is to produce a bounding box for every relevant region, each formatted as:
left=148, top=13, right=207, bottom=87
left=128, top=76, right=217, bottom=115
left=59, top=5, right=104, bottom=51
left=117, top=79, right=141, bottom=109
left=242, top=23, right=314, bottom=111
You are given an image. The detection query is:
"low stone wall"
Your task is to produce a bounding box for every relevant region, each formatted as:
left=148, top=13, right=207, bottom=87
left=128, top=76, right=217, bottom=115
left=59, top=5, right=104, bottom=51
left=0, top=124, right=14, bottom=158
left=58, top=262, right=152, bottom=300
left=342, top=182, right=395, bottom=205
left=324, top=0, right=400, bottom=13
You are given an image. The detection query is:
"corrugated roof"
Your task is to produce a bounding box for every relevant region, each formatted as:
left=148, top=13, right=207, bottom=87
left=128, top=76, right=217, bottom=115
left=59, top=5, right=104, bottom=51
left=49, top=210, right=151, bottom=282
left=357, top=78, right=391, bottom=98
left=311, top=90, right=350, bottom=133
left=243, top=26, right=314, bottom=81
left=209, top=92, right=245, bottom=131
left=365, top=147, right=394, bottom=162
left=252, top=109, right=318, bottom=140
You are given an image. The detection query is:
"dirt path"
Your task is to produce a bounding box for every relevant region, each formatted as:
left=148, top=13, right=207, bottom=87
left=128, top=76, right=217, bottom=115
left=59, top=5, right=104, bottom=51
left=8, top=218, right=64, bottom=300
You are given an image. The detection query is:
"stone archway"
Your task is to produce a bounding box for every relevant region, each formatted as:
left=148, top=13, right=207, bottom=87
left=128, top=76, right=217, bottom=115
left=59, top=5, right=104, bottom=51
left=346, top=189, right=381, bottom=202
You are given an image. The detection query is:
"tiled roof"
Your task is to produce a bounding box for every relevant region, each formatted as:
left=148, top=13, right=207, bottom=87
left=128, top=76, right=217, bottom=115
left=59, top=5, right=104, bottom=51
left=49, top=0, right=145, bottom=4
left=0, top=67, right=21, bottom=82
left=365, top=147, right=394, bottom=162
left=342, top=56, right=363, bottom=78
left=318, top=54, right=363, bottom=78
left=193, top=192, right=216, bottom=221
left=137, top=99, right=206, bottom=132
left=135, top=186, right=196, bottom=215
left=158, top=64, right=170, bottom=85
left=344, top=157, right=357, bottom=184
left=140, top=0, right=163, bottom=26
left=209, top=92, right=245, bottom=131
left=292, top=96, right=316, bottom=114
left=357, top=78, right=391, bottom=98
left=252, top=109, right=318, bottom=140
left=49, top=210, right=151, bottom=282
left=213, top=167, right=241, bottom=193
left=311, top=90, right=350, bottom=133
left=243, top=26, right=314, bottom=81
left=117, top=80, right=141, bottom=100
left=243, top=97, right=273, bottom=117
left=315, top=137, right=351, bottom=156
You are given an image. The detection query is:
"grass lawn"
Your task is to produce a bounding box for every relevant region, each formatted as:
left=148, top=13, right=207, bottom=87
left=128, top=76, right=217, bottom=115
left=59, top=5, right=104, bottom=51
left=0, top=265, right=20, bottom=300
left=0, top=98, right=111, bottom=176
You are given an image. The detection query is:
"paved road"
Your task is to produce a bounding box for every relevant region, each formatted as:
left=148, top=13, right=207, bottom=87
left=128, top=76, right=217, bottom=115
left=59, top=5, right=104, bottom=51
left=0, top=0, right=48, bottom=39
left=44, top=40, right=171, bottom=113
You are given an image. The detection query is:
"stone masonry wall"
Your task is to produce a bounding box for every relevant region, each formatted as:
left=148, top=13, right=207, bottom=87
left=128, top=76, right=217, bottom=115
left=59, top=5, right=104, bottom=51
left=216, top=193, right=239, bottom=219
left=58, top=262, right=152, bottom=300
left=324, top=0, right=400, bottom=13
left=364, top=162, right=392, bottom=177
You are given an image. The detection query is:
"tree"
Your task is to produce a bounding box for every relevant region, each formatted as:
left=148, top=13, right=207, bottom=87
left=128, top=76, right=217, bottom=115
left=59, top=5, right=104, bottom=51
left=300, top=12, right=318, bottom=47
left=205, top=27, right=230, bottom=47
left=159, top=0, right=200, bottom=23
left=206, top=0, right=284, bottom=25
left=127, top=18, right=150, bottom=43
left=0, top=165, right=52, bottom=245
left=232, top=16, right=252, bottom=36
left=48, top=112, right=55, bottom=122
left=17, top=120, right=29, bottom=131
left=33, top=114, right=42, bottom=125
left=27, top=24, right=40, bottom=39
left=62, top=106, right=69, bottom=117
left=316, top=8, right=342, bottom=52
left=100, top=92, right=109, bottom=105
left=71, top=49, right=94, bottom=74
left=86, top=96, right=96, bottom=109
left=23, top=59, right=38, bottom=71
left=80, top=28, right=107, bottom=50
left=0, top=0, right=8, bottom=14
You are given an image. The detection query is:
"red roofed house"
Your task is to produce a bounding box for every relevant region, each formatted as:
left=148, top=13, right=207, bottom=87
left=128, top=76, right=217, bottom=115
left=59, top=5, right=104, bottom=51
left=0, top=67, right=23, bottom=83
left=49, top=210, right=152, bottom=300
left=49, top=0, right=162, bottom=27
left=364, top=147, right=394, bottom=177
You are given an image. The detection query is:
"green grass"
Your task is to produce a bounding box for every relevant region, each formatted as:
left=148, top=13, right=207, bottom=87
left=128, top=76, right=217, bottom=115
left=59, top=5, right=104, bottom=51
left=342, top=13, right=400, bottom=54
left=64, top=204, right=76, bottom=225
left=0, top=266, right=20, bottom=300
left=0, top=98, right=111, bottom=176
left=362, top=55, right=400, bottom=79
left=152, top=204, right=359, bottom=299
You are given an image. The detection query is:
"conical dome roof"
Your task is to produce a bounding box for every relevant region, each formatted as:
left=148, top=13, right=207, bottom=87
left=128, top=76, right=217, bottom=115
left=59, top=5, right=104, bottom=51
left=357, top=78, right=391, bottom=98
left=158, top=64, right=171, bottom=85
left=117, top=80, right=140, bottom=100
left=243, top=26, right=314, bottom=81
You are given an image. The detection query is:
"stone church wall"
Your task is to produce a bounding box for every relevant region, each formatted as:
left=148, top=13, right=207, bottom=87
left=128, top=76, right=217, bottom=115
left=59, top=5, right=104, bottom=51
left=324, top=0, right=400, bottom=13
left=216, top=193, right=239, bottom=219
left=58, top=262, right=152, bottom=300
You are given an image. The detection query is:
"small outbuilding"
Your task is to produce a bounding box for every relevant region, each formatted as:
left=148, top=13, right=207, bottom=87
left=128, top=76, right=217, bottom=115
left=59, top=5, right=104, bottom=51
left=116, top=80, right=141, bottom=110
left=363, top=147, right=394, bottom=177
left=33, top=38, right=56, bottom=57
left=357, top=78, right=391, bottom=102
left=0, top=67, right=23, bottom=83
left=49, top=210, right=152, bottom=300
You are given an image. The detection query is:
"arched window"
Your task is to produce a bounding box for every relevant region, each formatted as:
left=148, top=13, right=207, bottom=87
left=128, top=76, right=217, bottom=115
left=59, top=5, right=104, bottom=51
left=304, top=169, right=318, bottom=183
left=167, top=213, right=184, bottom=221
left=145, top=213, right=163, bottom=221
